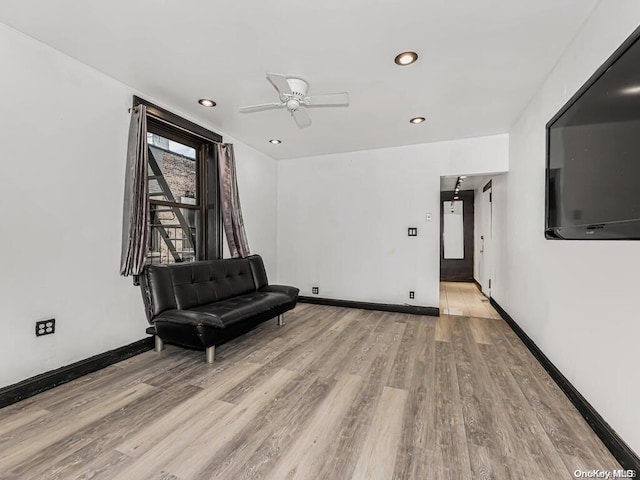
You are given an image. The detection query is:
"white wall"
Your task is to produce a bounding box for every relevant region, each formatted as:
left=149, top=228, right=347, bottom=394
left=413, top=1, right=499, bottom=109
left=277, top=135, right=508, bottom=308
left=222, top=135, right=278, bottom=279
left=495, top=1, right=640, bottom=453
left=0, top=23, right=278, bottom=388
left=489, top=174, right=508, bottom=302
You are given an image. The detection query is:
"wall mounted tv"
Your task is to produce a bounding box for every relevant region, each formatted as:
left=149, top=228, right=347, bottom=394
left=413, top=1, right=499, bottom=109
left=546, top=27, right=640, bottom=240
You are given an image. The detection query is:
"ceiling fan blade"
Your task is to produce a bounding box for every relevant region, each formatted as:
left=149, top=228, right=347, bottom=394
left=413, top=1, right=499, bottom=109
left=306, top=92, right=350, bottom=107
left=292, top=108, right=312, bottom=129
left=238, top=102, right=284, bottom=113
left=266, top=73, right=292, bottom=96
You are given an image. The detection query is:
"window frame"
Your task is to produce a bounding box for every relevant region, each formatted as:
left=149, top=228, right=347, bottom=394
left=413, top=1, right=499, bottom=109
left=133, top=96, right=223, bottom=262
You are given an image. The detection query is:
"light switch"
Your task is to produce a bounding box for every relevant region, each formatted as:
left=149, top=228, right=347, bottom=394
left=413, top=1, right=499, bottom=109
left=425, top=213, right=432, bottom=222
left=408, top=227, right=418, bottom=237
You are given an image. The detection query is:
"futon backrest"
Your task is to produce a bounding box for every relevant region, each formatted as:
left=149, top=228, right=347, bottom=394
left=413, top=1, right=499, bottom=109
left=141, top=255, right=269, bottom=321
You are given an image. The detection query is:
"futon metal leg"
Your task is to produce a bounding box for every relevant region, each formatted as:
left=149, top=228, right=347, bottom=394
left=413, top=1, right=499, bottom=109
left=206, top=346, right=215, bottom=364
left=277, top=314, right=285, bottom=326
left=155, top=336, right=164, bottom=352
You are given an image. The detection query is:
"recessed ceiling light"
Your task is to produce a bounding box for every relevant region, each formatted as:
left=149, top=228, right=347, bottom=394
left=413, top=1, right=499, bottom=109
left=394, top=51, right=418, bottom=66
left=269, top=139, right=282, bottom=144
left=409, top=116, right=425, bottom=124
left=198, top=99, right=216, bottom=107
left=622, top=85, right=640, bottom=95
left=460, top=175, right=467, bottom=179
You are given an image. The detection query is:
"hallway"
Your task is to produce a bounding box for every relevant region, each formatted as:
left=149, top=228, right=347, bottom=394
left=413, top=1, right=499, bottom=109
left=440, top=281, right=501, bottom=319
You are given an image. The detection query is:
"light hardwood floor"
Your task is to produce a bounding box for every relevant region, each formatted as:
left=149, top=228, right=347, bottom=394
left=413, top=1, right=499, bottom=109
left=440, top=281, right=501, bottom=319
left=0, top=304, right=619, bottom=479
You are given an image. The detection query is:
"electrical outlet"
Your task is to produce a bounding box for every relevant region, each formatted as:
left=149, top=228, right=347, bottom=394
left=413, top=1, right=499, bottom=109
left=409, top=291, right=415, bottom=299
left=408, top=227, right=418, bottom=237
left=312, top=287, right=319, bottom=295
left=36, top=319, right=55, bottom=337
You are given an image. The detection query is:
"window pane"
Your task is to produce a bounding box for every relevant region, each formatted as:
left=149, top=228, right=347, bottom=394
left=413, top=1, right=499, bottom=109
left=443, top=200, right=464, bottom=259
left=147, top=133, right=198, bottom=204
left=148, top=204, right=199, bottom=265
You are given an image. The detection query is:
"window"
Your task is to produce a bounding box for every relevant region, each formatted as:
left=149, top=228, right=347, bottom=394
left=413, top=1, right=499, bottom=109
left=133, top=96, right=222, bottom=265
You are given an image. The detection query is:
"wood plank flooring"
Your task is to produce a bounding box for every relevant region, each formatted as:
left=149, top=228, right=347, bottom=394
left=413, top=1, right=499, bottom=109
left=440, top=281, right=501, bottom=319
left=0, top=303, right=620, bottom=479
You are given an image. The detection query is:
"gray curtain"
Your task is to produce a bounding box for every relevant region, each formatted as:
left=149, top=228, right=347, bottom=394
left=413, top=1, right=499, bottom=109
left=216, top=143, right=251, bottom=258
left=120, top=105, right=150, bottom=276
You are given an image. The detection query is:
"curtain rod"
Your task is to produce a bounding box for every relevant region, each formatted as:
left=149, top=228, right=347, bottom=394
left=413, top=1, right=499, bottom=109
left=128, top=106, right=227, bottom=145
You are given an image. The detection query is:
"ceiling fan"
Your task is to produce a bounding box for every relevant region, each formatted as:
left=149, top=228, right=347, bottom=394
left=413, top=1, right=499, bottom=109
left=238, top=73, right=350, bottom=129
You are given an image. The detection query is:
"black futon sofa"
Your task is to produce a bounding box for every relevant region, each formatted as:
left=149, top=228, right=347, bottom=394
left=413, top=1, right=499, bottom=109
left=140, top=255, right=299, bottom=363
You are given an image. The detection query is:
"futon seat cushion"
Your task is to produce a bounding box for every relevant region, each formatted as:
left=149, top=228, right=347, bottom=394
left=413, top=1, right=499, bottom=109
left=155, top=291, right=292, bottom=329
left=192, top=291, right=291, bottom=327
left=153, top=309, right=225, bottom=328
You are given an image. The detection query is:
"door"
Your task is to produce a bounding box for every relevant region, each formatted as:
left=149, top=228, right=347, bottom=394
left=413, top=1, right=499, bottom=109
left=440, top=190, right=474, bottom=281
left=479, top=185, right=492, bottom=296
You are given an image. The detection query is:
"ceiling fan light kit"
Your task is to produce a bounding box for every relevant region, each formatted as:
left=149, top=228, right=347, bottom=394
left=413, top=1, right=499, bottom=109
left=239, top=72, right=350, bottom=129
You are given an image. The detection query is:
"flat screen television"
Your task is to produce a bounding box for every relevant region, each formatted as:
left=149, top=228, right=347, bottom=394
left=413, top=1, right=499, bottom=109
left=546, top=27, right=640, bottom=240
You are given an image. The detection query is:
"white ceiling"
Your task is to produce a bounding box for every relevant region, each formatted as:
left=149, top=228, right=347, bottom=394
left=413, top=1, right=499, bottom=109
left=0, top=0, right=597, bottom=160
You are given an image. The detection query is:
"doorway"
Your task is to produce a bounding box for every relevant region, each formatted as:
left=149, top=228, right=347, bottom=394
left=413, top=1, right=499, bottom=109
left=440, top=189, right=474, bottom=282
left=439, top=174, right=499, bottom=320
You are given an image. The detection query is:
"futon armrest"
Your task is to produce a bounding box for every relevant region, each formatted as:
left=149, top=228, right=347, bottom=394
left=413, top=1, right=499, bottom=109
left=154, top=309, right=225, bottom=328
left=259, top=284, right=300, bottom=300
